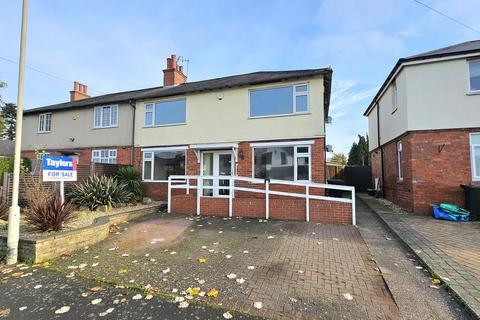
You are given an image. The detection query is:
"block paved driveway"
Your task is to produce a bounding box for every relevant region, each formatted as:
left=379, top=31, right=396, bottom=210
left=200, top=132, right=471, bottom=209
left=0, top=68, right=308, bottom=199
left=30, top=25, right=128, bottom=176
left=371, top=208, right=480, bottom=318
left=49, top=213, right=399, bottom=320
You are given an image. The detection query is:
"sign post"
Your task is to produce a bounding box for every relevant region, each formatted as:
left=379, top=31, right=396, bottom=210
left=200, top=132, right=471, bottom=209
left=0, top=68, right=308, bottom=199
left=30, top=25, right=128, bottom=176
left=42, top=155, right=77, bottom=203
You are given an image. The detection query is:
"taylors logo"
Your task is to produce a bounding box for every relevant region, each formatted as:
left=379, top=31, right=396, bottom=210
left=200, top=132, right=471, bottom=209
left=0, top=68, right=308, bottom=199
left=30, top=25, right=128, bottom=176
left=46, top=158, right=73, bottom=168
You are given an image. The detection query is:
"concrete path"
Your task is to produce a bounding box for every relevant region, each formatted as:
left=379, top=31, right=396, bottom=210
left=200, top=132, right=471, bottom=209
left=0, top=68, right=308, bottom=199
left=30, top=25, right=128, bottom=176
left=356, top=199, right=471, bottom=320
left=0, top=265, right=261, bottom=320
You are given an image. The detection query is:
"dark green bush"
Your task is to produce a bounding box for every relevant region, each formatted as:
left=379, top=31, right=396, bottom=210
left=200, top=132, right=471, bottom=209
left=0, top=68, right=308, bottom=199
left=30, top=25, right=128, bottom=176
left=116, top=166, right=143, bottom=201
left=24, top=194, right=76, bottom=232
left=69, top=176, right=133, bottom=211
left=0, top=157, right=32, bottom=180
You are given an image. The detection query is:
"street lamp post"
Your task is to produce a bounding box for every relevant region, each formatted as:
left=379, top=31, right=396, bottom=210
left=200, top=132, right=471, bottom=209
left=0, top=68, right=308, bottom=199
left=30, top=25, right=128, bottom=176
left=6, top=0, right=29, bottom=265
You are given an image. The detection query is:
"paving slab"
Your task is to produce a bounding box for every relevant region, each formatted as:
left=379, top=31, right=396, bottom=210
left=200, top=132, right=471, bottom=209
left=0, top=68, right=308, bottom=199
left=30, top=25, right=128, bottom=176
left=50, top=212, right=399, bottom=319
left=359, top=194, right=480, bottom=319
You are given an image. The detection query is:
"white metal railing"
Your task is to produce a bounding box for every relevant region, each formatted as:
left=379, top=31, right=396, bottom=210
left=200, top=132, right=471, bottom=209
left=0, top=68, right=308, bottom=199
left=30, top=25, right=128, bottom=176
left=167, top=175, right=356, bottom=225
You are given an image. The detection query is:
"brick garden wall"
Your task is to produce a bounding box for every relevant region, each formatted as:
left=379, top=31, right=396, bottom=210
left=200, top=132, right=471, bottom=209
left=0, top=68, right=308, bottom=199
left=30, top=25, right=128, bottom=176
left=371, top=128, right=480, bottom=214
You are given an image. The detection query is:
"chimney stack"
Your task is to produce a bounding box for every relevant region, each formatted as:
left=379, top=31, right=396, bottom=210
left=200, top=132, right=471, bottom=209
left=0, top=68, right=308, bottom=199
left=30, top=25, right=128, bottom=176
left=70, top=81, right=90, bottom=101
left=163, top=54, right=187, bottom=86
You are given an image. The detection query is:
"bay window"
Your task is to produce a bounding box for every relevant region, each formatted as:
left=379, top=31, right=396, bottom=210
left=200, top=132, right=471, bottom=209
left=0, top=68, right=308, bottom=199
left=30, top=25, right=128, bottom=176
left=249, top=83, right=309, bottom=117
left=144, top=99, right=186, bottom=126
left=143, top=150, right=186, bottom=181
left=253, top=145, right=311, bottom=181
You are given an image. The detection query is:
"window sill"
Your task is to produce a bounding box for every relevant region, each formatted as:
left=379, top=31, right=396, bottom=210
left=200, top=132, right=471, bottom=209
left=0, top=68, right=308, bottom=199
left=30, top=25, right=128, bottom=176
left=249, top=112, right=311, bottom=120
left=466, top=91, right=480, bottom=96
left=143, top=123, right=187, bottom=128
left=37, top=131, right=51, bottom=134
left=93, top=126, right=119, bottom=130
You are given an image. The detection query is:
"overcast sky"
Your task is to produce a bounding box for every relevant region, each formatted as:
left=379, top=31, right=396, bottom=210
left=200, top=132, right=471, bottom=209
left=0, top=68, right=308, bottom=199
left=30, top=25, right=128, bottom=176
left=1, top=0, right=479, bottom=154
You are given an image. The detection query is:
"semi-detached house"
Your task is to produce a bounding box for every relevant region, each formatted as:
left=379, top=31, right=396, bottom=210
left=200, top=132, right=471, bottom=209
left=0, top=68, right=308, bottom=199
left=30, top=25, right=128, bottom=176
left=365, top=41, right=480, bottom=214
left=22, top=55, right=354, bottom=224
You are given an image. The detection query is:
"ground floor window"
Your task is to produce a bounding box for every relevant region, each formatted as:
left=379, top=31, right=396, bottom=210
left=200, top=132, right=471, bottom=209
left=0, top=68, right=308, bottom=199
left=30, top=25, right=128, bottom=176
left=143, top=150, right=186, bottom=181
left=471, top=133, right=480, bottom=180
left=253, top=145, right=311, bottom=181
left=397, top=141, right=403, bottom=180
left=92, top=149, right=117, bottom=164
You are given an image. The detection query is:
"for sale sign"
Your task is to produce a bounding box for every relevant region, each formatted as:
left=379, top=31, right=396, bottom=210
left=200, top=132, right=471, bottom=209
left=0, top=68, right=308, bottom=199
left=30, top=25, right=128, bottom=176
left=42, top=155, right=77, bottom=182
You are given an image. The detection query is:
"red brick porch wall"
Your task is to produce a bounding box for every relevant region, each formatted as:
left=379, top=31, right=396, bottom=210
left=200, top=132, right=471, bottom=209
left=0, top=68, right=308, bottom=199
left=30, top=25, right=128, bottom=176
left=371, top=129, right=479, bottom=214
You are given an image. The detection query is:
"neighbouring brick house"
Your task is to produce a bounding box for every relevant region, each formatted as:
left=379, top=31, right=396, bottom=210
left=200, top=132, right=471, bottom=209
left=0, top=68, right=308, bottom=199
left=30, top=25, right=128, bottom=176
left=22, top=55, right=353, bottom=223
left=364, top=41, right=480, bottom=213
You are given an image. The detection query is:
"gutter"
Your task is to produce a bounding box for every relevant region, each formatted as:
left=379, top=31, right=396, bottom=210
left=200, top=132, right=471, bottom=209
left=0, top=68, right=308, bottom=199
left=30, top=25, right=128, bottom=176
left=128, top=99, right=136, bottom=166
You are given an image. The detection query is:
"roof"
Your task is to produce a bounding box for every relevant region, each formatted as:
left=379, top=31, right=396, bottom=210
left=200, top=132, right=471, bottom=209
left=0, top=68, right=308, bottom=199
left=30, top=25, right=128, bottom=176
left=363, top=40, right=480, bottom=116
left=25, top=68, right=333, bottom=115
left=0, top=140, right=15, bottom=157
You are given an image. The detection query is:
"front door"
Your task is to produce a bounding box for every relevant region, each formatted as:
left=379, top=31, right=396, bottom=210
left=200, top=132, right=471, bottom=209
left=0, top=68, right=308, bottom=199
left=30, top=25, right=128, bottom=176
left=201, top=151, right=233, bottom=197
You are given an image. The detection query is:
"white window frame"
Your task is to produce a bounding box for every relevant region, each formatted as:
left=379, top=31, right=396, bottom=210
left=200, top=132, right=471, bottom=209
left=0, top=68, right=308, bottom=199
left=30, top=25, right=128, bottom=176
left=391, top=81, right=398, bottom=113
left=93, top=105, right=118, bottom=128
left=92, top=149, right=117, bottom=164
left=249, top=83, right=310, bottom=118
left=38, top=113, right=52, bottom=133
left=470, top=133, right=480, bottom=181
left=251, top=143, right=312, bottom=182
left=397, top=141, right=403, bottom=181
left=143, top=99, right=187, bottom=127
left=468, top=59, right=480, bottom=94
left=142, top=147, right=187, bottom=182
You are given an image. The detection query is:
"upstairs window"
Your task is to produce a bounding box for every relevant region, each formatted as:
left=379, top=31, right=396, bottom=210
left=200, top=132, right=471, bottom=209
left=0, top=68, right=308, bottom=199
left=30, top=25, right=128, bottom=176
left=94, top=105, right=118, bottom=128
left=391, top=81, right=398, bottom=113
left=471, top=133, right=480, bottom=180
left=144, top=99, right=186, bottom=126
left=468, top=59, right=480, bottom=92
left=38, top=113, right=52, bottom=133
left=250, top=83, right=309, bottom=117
left=92, top=149, right=117, bottom=164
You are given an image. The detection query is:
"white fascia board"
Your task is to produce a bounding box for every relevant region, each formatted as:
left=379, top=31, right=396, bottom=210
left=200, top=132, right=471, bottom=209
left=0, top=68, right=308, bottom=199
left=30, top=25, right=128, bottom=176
left=190, top=143, right=239, bottom=150
left=250, top=140, right=315, bottom=147
left=141, top=146, right=189, bottom=152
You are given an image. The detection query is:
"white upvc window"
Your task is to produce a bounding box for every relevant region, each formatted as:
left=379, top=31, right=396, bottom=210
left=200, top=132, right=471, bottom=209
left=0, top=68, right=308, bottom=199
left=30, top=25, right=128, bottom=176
left=468, top=59, right=480, bottom=93
left=391, top=81, right=398, bottom=113
left=143, top=99, right=186, bottom=127
left=94, top=105, right=118, bottom=128
left=38, top=113, right=52, bottom=133
left=142, top=149, right=186, bottom=181
left=252, top=143, right=312, bottom=182
left=92, top=149, right=117, bottom=164
left=470, top=133, right=480, bottom=180
left=397, top=141, right=403, bottom=181
left=249, top=83, right=310, bottom=118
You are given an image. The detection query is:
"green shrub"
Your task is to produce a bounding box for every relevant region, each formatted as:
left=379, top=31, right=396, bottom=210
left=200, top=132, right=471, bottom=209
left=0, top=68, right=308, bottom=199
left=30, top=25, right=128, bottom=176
left=116, top=166, right=143, bottom=201
left=0, top=157, right=32, bottom=180
left=69, top=176, right=133, bottom=211
left=24, top=194, right=76, bottom=232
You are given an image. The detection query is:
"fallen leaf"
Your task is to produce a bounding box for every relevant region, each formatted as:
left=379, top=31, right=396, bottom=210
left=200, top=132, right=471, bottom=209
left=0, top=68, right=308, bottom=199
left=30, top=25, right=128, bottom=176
left=243, top=250, right=249, bottom=254
left=162, top=268, right=170, bottom=274
left=201, top=246, right=207, bottom=249
left=172, top=288, right=178, bottom=293
left=132, top=294, right=142, bottom=300
left=198, top=279, right=205, bottom=284
left=198, top=257, right=207, bottom=263
left=225, top=255, right=232, bottom=259
left=108, top=247, right=117, bottom=251
left=178, top=301, right=189, bottom=308
left=253, top=301, right=263, bottom=309
left=236, top=278, right=245, bottom=284
left=175, top=296, right=185, bottom=302
left=19, top=306, right=27, bottom=311
left=90, top=286, right=102, bottom=292
left=34, top=284, right=42, bottom=289
left=121, top=253, right=129, bottom=257
left=55, top=306, right=70, bottom=314
left=91, top=263, right=99, bottom=267
left=342, top=293, right=353, bottom=300
left=223, top=311, right=233, bottom=319
left=207, top=288, right=219, bottom=298
left=247, top=266, right=255, bottom=270
left=145, top=294, right=153, bottom=300
left=226, top=273, right=237, bottom=279
left=170, top=251, right=177, bottom=255
left=415, top=266, right=423, bottom=270
left=118, top=268, right=128, bottom=274
left=91, top=298, right=102, bottom=305
left=186, top=287, right=200, bottom=296
left=12, top=272, right=24, bottom=277
left=99, top=308, right=114, bottom=317
left=267, top=236, right=274, bottom=239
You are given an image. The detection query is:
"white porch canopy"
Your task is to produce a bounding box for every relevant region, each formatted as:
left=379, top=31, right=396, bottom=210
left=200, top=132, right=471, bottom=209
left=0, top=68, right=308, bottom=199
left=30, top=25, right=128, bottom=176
left=189, top=142, right=239, bottom=163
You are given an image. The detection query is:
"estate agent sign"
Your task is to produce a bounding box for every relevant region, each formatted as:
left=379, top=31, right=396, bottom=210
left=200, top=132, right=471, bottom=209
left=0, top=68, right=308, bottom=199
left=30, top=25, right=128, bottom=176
left=42, top=155, right=77, bottom=182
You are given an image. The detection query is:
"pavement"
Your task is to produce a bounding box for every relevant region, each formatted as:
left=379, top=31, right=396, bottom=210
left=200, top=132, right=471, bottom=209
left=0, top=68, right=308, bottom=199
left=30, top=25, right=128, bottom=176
left=0, top=265, right=261, bottom=319
left=358, top=194, right=479, bottom=319
left=41, top=213, right=399, bottom=319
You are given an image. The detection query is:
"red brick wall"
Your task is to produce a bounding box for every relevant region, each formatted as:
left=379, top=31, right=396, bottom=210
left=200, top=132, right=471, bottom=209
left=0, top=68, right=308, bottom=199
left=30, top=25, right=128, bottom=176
left=372, top=128, right=480, bottom=214
left=22, top=146, right=134, bottom=166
